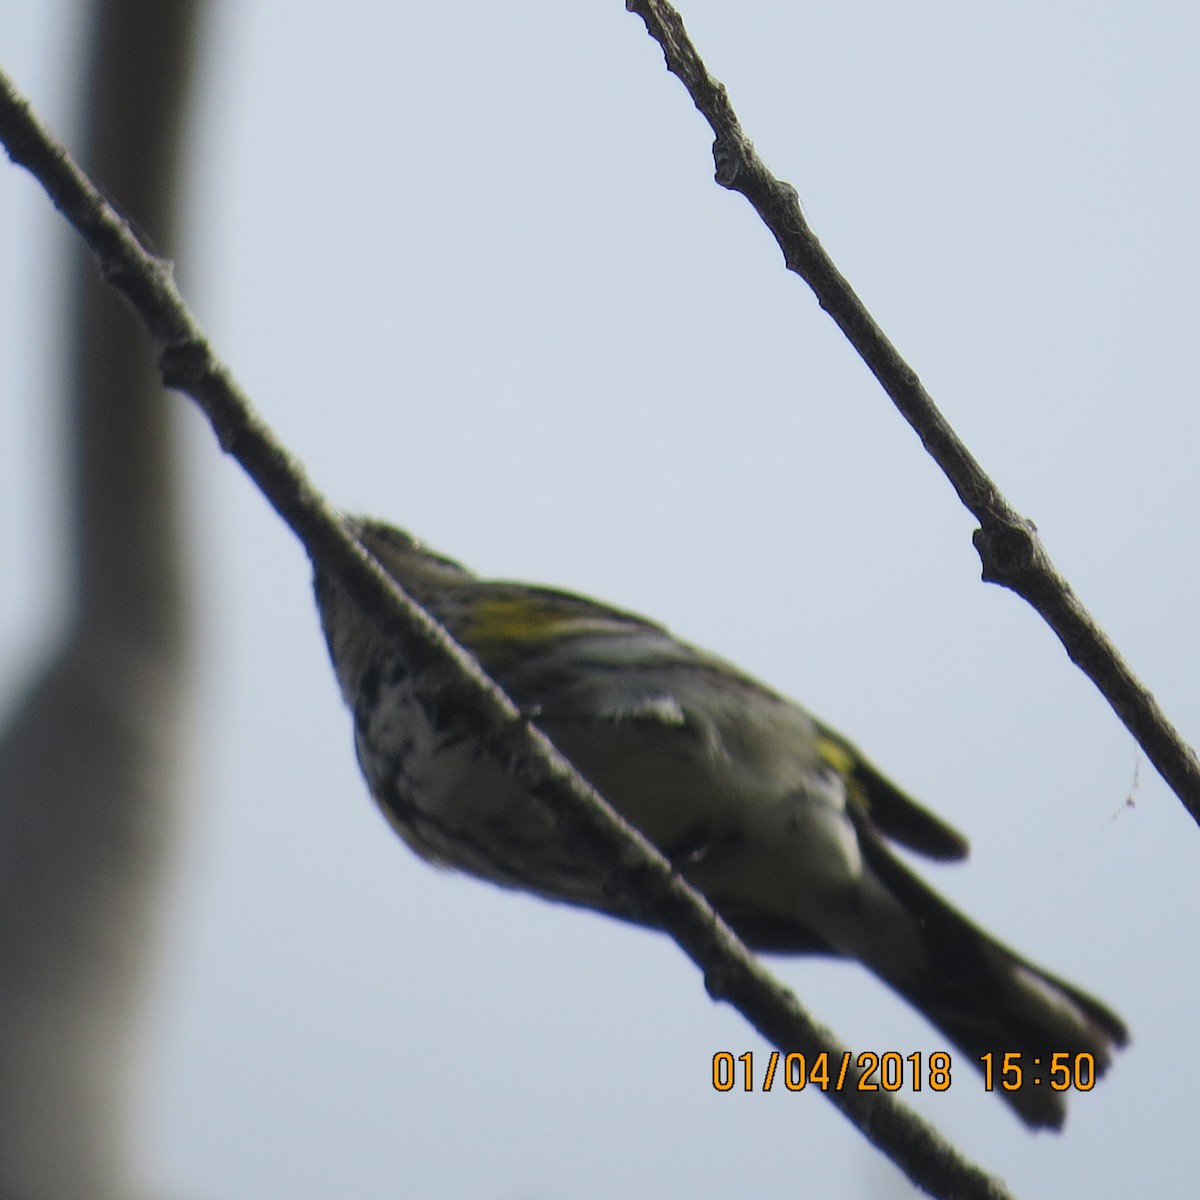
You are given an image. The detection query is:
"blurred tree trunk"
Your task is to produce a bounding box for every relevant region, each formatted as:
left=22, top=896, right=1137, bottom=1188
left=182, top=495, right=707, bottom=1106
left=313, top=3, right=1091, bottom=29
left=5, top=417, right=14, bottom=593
left=0, top=3, right=203, bottom=1196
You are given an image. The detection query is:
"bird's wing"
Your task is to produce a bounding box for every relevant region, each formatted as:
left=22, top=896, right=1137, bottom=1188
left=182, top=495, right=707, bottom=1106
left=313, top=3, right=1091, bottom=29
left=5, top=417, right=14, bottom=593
left=814, top=723, right=970, bottom=861
left=452, top=581, right=970, bottom=862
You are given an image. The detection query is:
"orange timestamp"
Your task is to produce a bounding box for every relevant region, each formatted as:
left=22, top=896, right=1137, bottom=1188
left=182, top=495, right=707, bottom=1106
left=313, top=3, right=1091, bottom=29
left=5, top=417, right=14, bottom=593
left=712, top=1050, right=952, bottom=1094
left=979, top=1051, right=1096, bottom=1093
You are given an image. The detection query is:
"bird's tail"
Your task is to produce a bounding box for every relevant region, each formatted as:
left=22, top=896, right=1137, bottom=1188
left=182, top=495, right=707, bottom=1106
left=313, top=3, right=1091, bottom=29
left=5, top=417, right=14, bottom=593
left=855, top=832, right=1128, bottom=1129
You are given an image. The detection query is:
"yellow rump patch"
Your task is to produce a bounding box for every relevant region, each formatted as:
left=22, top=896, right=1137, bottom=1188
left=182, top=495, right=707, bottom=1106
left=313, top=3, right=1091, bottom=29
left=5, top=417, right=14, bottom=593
left=817, top=735, right=868, bottom=812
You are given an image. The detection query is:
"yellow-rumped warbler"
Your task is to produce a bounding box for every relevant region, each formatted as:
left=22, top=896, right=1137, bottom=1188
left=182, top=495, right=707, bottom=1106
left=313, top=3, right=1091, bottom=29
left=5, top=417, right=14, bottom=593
left=314, top=518, right=1126, bottom=1128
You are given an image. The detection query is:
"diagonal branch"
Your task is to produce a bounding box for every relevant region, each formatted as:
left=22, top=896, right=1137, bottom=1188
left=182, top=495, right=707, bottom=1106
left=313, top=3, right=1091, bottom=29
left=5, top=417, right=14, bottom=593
left=625, top=0, right=1200, bottom=825
left=0, top=67, right=1013, bottom=1200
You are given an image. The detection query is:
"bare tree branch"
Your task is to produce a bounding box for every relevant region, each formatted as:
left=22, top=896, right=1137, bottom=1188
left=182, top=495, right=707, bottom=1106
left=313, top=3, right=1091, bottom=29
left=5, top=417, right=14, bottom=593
left=0, top=3, right=202, bottom=1197
left=625, top=0, right=1200, bottom=826
left=0, top=65, right=1015, bottom=1200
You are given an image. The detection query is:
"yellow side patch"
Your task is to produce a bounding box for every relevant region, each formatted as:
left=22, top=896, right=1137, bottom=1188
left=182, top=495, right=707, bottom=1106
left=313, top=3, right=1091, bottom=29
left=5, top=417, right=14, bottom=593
left=464, top=596, right=609, bottom=648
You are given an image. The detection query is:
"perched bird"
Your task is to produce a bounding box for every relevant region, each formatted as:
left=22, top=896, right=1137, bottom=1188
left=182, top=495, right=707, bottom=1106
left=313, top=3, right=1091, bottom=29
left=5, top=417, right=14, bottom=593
left=314, top=518, right=1127, bottom=1128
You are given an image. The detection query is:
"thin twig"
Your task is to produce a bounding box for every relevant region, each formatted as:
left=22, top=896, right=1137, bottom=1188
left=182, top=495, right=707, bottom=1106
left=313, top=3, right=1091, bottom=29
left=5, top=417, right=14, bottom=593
left=625, top=0, right=1200, bottom=825
left=0, top=67, right=1013, bottom=1200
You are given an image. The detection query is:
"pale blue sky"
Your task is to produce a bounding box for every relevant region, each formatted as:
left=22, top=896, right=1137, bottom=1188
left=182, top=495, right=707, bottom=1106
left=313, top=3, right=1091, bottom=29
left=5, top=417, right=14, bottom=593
left=2, top=2, right=1198, bottom=1196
